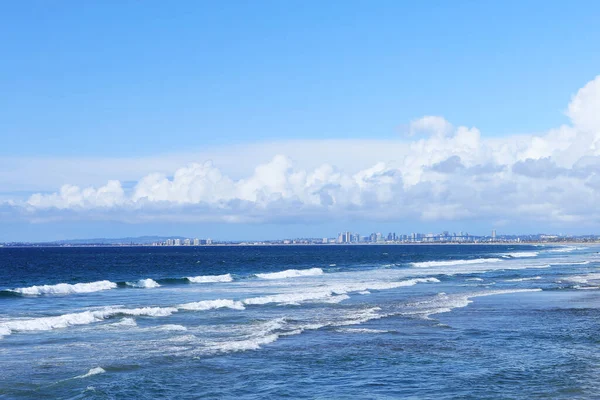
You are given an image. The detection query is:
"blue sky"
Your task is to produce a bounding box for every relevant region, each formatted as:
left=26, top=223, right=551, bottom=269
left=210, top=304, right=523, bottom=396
left=2, top=1, right=600, bottom=241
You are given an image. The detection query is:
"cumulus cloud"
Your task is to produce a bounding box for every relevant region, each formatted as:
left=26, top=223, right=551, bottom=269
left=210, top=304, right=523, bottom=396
left=7, top=75, right=600, bottom=227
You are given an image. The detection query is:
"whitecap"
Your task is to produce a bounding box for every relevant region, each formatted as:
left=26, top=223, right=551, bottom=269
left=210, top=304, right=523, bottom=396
left=0, top=306, right=177, bottom=337
left=403, top=289, right=542, bottom=319
left=73, top=367, right=106, bottom=379
left=109, top=317, right=137, bottom=328
left=504, top=276, right=542, bottom=282
left=187, top=274, right=233, bottom=283
left=126, top=278, right=160, bottom=288
left=411, top=258, right=502, bottom=268
left=502, top=252, right=539, bottom=258
left=10, top=280, right=117, bottom=296
left=255, top=268, right=324, bottom=280
left=179, top=299, right=245, bottom=311
left=336, top=328, right=390, bottom=334
left=243, top=290, right=334, bottom=306
left=155, top=324, right=188, bottom=331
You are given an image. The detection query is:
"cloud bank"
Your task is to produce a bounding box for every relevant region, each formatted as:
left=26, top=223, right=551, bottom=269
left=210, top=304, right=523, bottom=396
left=8, top=76, right=600, bottom=228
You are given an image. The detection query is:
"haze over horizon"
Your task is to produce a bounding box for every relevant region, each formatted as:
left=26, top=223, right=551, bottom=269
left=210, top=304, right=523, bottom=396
left=2, top=1, right=600, bottom=242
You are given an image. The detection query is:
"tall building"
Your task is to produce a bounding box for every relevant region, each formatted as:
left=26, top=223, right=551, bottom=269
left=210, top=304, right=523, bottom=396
left=345, top=231, right=351, bottom=243
left=193, top=238, right=200, bottom=246
left=183, top=238, right=191, bottom=246
left=492, top=230, right=497, bottom=241
left=174, top=239, right=181, bottom=246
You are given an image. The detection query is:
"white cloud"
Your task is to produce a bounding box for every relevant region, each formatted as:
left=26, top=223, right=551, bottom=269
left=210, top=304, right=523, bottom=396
left=6, top=75, right=600, bottom=228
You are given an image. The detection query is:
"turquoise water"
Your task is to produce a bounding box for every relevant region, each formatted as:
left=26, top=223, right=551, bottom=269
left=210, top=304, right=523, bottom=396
left=1, top=244, right=599, bottom=399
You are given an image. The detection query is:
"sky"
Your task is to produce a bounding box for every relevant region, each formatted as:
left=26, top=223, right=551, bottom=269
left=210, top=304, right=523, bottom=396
left=2, top=1, right=600, bottom=241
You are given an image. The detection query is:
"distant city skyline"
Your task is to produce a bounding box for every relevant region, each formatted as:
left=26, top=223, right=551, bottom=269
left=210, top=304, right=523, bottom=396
left=1, top=227, right=594, bottom=246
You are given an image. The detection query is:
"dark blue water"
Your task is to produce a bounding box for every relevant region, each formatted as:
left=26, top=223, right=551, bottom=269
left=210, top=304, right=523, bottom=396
left=1, top=244, right=599, bottom=399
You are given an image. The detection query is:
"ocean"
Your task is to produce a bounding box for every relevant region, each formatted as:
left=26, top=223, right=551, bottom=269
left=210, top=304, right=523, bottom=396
left=1, top=244, right=599, bottom=399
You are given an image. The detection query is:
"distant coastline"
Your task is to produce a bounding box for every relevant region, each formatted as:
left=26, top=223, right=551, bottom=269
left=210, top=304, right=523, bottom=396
left=1, top=240, right=597, bottom=249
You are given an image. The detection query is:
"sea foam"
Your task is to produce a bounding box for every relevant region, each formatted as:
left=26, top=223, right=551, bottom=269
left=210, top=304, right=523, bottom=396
left=0, top=306, right=178, bottom=337
left=411, top=258, right=502, bottom=268
left=255, top=268, right=324, bottom=280
left=502, top=252, right=539, bottom=258
left=179, top=299, right=245, bottom=311
left=10, top=280, right=117, bottom=296
left=126, top=279, right=161, bottom=288
left=243, top=290, right=334, bottom=306
left=74, top=367, right=106, bottom=379
left=187, top=274, right=233, bottom=283
left=405, top=288, right=542, bottom=318
left=504, top=276, right=542, bottom=282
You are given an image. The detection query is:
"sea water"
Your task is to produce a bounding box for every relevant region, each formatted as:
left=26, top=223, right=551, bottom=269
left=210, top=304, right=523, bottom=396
left=1, top=244, right=599, bottom=399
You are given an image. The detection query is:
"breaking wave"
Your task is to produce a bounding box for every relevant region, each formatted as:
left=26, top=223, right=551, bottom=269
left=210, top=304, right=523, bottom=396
left=504, top=276, right=542, bottom=282
left=186, top=274, right=233, bottom=283
left=74, top=367, right=106, bottom=379
left=411, top=258, right=502, bottom=268
left=0, top=306, right=178, bottom=337
left=125, top=279, right=161, bottom=288
left=502, top=252, right=539, bottom=258
left=179, top=299, right=245, bottom=311
left=255, top=268, right=324, bottom=280
left=403, top=289, right=542, bottom=318
left=8, top=280, right=117, bottom=296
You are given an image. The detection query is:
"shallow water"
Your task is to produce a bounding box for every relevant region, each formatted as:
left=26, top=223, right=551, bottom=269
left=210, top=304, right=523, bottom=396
left=1, top=244, right=599, bottom=399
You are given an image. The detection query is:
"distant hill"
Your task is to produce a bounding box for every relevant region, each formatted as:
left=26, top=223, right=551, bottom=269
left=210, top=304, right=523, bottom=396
left=52, top=236, right=188, bottom=245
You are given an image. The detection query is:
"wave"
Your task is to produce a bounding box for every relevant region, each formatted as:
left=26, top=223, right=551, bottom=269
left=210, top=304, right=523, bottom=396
left=255, top=268, right=324, bottom=280
left=561, top=273, right=600, bottom=284
left=548, top=247, right=582, bottom=253
left=109, top=318, right=137, bottom=328
left=411, top=258, right=502, bottom=268
left=179, top=299, right=245, bottom=311
left=466, top=278, right=484, bottom=281
left=2, top=274, right=233, bottom=299
left=504, top=276, right=542, bottom=282
left=125, top=279, right=161, bottom=288
left=242, top=277, right=440, bottom=307
left=205, top=318, right=288, bottom=353
left=0, top=275, right=439, bottom=338
left=243, top=290, right=335, bottom=306
left=74, top=367, right=106, bottom=379
left=8, top=280, right=117, bottom=296
left=0, top=306, right=178, bottom=337
left=403, top=288, right=542, bottom=319
left=502, top=252, right=539, bottom=258
left=549, top=261, right=590, bottom=266
left=154, top=324, right=188, bottom=331
left=341, top=277, right=441, bottom=292
left=186, top=274, right=233, bottom=283
left=335, top=328, right=390, bottom=334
